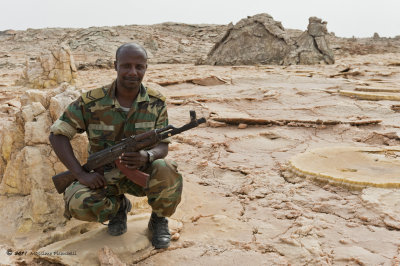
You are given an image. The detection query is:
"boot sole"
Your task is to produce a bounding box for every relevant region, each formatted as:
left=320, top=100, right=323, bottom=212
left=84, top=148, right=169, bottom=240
left=148, top=230, right=171, bottom=249
left=108, top=227, right=127, bottom=236
left=153, top=242, right=170, bottom=249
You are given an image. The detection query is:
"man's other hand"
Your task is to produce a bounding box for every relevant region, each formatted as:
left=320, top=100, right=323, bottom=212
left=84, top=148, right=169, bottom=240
left=77, top=171, right=107, bottom=189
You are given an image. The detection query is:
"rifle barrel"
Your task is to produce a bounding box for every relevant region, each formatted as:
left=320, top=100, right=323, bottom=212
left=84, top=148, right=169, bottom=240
left=160, top=117, right=206, bottom=140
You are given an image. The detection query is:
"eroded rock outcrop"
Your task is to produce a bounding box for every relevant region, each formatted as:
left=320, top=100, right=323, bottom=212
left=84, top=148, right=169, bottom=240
left=285, top=17, right=335, bottom=65
left=200, top=14, right=334, bottom=66
left=0, top=83, right=85, bottom=233
left=16, top=43, right=77, bottom=89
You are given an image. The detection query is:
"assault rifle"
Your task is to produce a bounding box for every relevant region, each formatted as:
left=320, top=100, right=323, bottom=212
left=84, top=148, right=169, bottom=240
left=52, top=111, right=206, bottom=194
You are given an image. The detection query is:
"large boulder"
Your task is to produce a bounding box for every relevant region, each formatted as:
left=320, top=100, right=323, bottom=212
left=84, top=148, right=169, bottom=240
left=17, top=43, right=77, bottom=89
left=200, top=14, right=293, bottom=65
left=200, top=14, right=334, bottom=66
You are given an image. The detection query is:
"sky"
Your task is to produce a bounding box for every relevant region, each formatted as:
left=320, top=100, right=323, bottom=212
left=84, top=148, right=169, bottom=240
left=1, top=0, right=399, bottom=38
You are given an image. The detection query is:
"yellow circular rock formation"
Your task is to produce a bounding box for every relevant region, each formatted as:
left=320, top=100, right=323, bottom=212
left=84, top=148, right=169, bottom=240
left=287, top=146, right=400, bottom=188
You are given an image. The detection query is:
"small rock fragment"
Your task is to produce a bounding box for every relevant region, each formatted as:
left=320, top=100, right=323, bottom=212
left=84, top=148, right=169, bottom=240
left=171, top=233, right=180, bottom=241
left=98, top=246, right=126, bottom=266
left=238, top=123, right=248, bottom=129
left=208, top=120, right=227, bottom=127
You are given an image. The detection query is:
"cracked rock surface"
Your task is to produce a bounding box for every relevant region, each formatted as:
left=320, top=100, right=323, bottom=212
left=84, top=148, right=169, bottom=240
left=1, top=23, right=400, bottom=265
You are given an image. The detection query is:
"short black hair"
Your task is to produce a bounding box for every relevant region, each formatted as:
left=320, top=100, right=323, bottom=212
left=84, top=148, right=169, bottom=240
left=115, top=43, right=148, bottom=61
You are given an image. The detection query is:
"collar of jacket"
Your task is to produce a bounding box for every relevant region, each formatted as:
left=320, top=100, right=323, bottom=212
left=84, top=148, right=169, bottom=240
left=100, top=80, right=150, bottom=107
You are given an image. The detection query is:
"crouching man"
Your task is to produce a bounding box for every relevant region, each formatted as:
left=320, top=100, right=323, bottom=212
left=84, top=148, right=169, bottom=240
left=49, top=43, right=182, bottom=249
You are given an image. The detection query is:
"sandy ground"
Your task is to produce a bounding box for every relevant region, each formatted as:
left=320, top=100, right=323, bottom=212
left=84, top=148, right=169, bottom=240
left=1, top=53, right=400, bottom=265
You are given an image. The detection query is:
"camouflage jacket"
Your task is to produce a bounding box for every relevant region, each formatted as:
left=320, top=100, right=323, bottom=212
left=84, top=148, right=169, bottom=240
left=50, top=80, right=169, bottom=155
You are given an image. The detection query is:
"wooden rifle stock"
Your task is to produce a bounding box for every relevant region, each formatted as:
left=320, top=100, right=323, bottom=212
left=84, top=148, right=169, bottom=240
left=52, top=110, right=206, bottom=194
left=52, top=170, right=76, bottom=194
left=115, top=160, right=149, bottom=187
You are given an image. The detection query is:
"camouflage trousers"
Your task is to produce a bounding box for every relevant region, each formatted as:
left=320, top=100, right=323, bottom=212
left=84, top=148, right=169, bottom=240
left=63, top=159, right=182, bottom=223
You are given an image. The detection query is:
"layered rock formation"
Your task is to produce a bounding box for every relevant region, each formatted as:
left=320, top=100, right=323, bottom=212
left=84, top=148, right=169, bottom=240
left=0, top=24, right=227, bottom=70
left=200, top=14, right=334, bottom=65
left=1, top=20, right=399, bottom=73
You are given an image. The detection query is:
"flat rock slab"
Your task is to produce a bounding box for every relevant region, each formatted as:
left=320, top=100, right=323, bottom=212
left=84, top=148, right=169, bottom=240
left=288, top=146, right=400, bottom=188
left=37, top=214, right=181, bottom=265
left=355, top=86, right=400, bottom=93
left=340, top=90, right=400, bottom=101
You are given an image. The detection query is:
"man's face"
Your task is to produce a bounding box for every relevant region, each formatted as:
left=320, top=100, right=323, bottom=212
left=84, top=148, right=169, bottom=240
left=114, top=48, right=147, bottom=91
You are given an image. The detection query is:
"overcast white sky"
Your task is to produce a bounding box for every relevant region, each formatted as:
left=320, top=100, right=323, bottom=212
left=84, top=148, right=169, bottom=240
left=1, top=0, right=399, bottom=38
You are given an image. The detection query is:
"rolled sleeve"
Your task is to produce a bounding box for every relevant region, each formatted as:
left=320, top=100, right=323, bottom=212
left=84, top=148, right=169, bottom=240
left=50, top=97, right=87, bottom=139
left=50, top=119, right=78, bottom=139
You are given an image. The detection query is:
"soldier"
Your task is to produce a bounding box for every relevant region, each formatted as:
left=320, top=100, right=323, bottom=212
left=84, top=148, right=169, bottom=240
left=49, top=43, right=182, bottom=249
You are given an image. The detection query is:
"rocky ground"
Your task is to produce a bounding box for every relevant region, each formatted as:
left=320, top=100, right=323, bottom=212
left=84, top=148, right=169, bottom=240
left=0, top=21, right=400, bottom=266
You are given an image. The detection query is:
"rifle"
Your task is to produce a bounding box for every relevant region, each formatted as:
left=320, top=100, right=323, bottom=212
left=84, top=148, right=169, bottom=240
left=52, top=111, right=206, bottom=194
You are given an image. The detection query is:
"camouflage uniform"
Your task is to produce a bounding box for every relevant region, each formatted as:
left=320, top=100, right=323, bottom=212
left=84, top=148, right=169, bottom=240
left=50, top=81, right=182, bottom=222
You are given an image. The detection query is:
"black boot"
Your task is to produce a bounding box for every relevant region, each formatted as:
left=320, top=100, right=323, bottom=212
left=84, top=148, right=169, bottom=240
left=148, top=212, right=171, bottom=249
left=107, top=195, right=132, bottom=236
